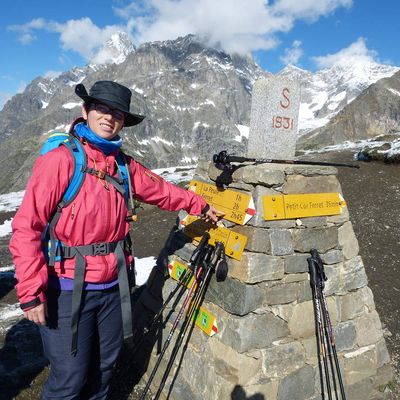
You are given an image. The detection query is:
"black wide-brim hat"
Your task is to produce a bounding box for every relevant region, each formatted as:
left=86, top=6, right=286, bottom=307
left=75, top=80, right=145, bottom=127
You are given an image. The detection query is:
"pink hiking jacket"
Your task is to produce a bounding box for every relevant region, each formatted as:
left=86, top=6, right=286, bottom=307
left=9, top=138, right=207, bottom=308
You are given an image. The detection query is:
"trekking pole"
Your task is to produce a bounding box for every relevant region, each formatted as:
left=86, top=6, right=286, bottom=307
left=139, top=233, right=210, bottom=400
left=310, top=250, right=339, bottom=400
left=166, top=242, right=228, bottom=399
left=154, top=242, right=227, bottom=399
left=153, top=244, right=214, bottom=399
left=308, top=256, right=332, bottom=400
left=310, top=249, right=347, bottom=400
left=213, top=150, right=360, bottom=170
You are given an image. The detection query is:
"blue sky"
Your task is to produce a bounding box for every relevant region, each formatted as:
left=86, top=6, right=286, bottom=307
left=1, top=0, right=399, bottom=109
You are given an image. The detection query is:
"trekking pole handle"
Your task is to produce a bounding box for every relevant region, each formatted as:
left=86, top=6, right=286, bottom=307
left=310, top=248, right=327, bottom=283
left=308, top=257, right=318, bottom=289
left=213, top=150, right=252, bottom=165
left=190, top=232, right=210, bottom=266
left=209, top=242, right=223, bottom=269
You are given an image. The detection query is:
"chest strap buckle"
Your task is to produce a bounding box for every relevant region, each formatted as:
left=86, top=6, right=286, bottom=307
left=93, top=242, right=108, bottom=255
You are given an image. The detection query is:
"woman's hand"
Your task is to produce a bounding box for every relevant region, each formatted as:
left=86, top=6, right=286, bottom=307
left=202, top=205, right=225, bottom=223
left=24, top=302, right=48, bottom=325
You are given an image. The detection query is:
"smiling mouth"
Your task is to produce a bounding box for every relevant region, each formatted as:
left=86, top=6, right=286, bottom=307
left=100, top=123, right=114, bottom=130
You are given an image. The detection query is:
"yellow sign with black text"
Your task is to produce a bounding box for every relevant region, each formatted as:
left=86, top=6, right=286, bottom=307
left=188, top=180, right=255, bottom=225
left=180, top=215, right=247, bottom=261
left=263, top=192, right=346, bottom=220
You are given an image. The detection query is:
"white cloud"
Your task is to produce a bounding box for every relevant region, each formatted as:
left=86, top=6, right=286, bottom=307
left=48, top=18, right=128, bottom=61
left=313, top=37, right=379, bottom=69
left=7, top=18, right=47, bottom=44
left=8, top=18, right=47, bottom=32
left=8, top=17, right=128, bottom=62
left=18, top=33, right=36, bottom=45
left=280, top=40, right=303, bottom=66
left=114, top=0, right=352, bottom=54
left=7, top=0, right=353, bottom=60
left=272, top=0, right=352, bottom=21
left=137, top=0, right=290, bottom=43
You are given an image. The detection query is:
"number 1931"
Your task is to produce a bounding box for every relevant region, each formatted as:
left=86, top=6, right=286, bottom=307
left=272, top=116, right=294, bottom=130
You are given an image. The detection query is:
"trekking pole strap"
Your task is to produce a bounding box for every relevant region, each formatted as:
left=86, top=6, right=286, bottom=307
left=307, top=256, right=318, bottom=290
left=310, top=248, right=327, bottom=289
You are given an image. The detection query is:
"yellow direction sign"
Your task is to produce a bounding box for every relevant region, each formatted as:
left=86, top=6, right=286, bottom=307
left=168, top=259, right=195, bottom=288
left=168, top=259, right=218, bottom=336
left=180, top=215, right=247, bottom=261
left=188, top=180, right=255, bottom=225
left=192, top=306, right=218, bottom=337
left=263, top=192, right=347, bottom=220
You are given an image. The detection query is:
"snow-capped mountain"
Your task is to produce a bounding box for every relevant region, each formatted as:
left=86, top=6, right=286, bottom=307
left=298, top=69, right=400, bottom=150
left=279, top=62, right=399, bottom=134
left=0, top=31, right=399, bottom=194
left=90, top=32, right=136, bottom=65
left=0, top=33, right=265, bottom=193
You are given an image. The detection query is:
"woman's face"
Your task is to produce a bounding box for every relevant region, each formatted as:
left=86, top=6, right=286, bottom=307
left=82, top=102, right=125, bottom=140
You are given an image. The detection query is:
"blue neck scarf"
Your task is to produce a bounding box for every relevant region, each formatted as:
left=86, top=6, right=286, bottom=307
left=74, top=123, right=122, bottom=155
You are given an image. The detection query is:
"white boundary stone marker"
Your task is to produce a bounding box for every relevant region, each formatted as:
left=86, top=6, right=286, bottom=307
left=247, top=77, right=301, bottom=160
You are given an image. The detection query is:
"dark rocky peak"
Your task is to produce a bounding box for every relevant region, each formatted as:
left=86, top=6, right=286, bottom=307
left=375, top=69, right=400, bottom=90
left=139, top=34, right=234, bottom=67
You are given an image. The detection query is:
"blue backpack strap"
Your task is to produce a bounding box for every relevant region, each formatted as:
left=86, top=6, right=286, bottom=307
left=61, top=135, right=87, bottom=205
left=40, top=132, right=87, bottom=205
left=40, top=132, right=70, bottom=155
left=40, top=133, right=87, bottom=266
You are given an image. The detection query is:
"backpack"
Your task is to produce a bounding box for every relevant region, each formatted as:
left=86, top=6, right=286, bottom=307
left=40, top=131, right=131, bottom=207
left=40, top=131, right=133, bottom=264
left=39, top=129, right=136, bottom=355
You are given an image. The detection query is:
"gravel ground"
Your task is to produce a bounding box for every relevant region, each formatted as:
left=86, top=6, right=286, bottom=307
left=331, top=152, right=400, bottom=398
left=1, top=152, right=400, bottom=399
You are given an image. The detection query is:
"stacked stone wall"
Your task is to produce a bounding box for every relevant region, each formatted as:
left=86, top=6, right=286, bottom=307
left=142, top=161, right=392, bottom=400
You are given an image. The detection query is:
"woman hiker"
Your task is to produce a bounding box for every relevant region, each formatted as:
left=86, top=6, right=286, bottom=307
left=9, top=80, right=222, bottom=399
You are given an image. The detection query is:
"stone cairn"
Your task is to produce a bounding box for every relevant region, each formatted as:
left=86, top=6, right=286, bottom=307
left=139, top=76, right=392, bottom=399
left=140, top=160, right=392, bottom=400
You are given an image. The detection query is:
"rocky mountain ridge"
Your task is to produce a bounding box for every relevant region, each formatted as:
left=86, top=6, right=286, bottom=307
left=0, top=33, right=265, bottom=193
left=0, top=32, right=399, bottom=194
left=298, top=70, right=400, bottom=150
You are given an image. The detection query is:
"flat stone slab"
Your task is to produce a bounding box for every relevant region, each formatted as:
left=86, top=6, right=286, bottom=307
left=247, top=77, right=301, bottom=160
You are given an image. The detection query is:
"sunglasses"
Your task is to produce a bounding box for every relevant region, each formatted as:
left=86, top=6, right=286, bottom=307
left=89, top=103, right=125, bottom=121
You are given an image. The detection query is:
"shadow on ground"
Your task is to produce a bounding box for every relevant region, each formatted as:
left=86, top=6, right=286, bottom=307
left=0, top=320, right=47, bottom=400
